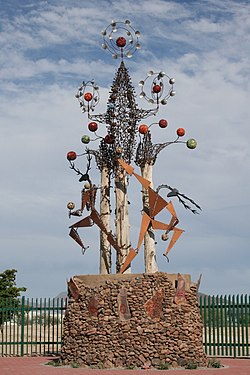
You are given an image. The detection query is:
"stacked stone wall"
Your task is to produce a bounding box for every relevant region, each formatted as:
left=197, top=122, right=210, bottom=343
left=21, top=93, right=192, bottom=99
left=61, top=272, right=207, bottom=369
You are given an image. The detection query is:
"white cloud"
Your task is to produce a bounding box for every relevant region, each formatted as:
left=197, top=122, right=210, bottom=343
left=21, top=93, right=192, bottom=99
left=112, top=0, right=190, bottom=19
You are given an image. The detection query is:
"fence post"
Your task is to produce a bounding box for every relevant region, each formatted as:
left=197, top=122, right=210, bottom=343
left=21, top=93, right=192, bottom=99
left=20, top=296, right=25, bottom=357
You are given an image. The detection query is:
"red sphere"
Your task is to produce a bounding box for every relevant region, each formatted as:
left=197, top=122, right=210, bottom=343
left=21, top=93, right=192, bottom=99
left=84, top=92, right=93, bottom=101
left=104, top=134, right=114, bottom=144
left=139, top=124, right=149, bottom=134
left=177, top=127, right=185, bottom=137
left=116, top=37, right=126, bottom=47
left=67, top=151, right=77, bottom=161
left=88, top=122, right=98, bottom=132
left=159, top=119, right=168, bottom=128
left=153, top=84, right=161, bottom=93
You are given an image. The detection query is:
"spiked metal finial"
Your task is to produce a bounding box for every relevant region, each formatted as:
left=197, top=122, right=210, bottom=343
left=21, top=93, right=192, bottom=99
left=101, top=20, right=141, bottom=60
left=75, top=81, right=100, bottom=114
left=139, top=71, right=175, bottom=106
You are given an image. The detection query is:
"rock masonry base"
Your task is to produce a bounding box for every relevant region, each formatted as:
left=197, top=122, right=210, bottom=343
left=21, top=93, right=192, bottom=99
left=61, top=272, right=207, bottom=369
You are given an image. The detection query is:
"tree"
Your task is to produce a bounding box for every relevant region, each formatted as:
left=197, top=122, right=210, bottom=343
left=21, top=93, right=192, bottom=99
left=0, top=269, right=26, bottom=329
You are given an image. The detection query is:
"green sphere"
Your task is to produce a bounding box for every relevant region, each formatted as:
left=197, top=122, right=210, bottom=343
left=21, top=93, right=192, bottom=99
left=186, top=138, right=197, bottom=149
left=81, top=135, right=90, bottom=144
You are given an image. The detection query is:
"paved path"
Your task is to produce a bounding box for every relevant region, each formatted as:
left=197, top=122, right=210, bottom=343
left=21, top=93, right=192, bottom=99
left=0, top=357, right=250, bottom=375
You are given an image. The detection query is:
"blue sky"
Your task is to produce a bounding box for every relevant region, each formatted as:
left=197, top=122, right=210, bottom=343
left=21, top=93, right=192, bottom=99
left=0, top=0, right=249, bottom=297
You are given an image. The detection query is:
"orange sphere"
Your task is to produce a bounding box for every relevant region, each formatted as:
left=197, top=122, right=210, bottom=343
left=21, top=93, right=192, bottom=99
left=88, top=122, right=98, bottom=132
left=153, top=85, right=161, bottom=93
left=104, top=134, right=114, bottom=144
left=84, top=92, right=93, bottom=102
left=139, top=124, right=149, bottom=134
left=116, top=37, right=126, bottom=47
left=159, top=119, right=168, bottom=128
left=177, top=127, right=185, bottom=137
left=67, top=151, right=77, bottom=161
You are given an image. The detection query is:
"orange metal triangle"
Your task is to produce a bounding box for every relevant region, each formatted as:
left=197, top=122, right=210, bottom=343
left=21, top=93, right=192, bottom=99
left=120, top=248, right=137, bottom=274
left=133, top=173, right=151, bottom=189
left=68, top=277, right=80, bottom=300
left=148, top=187, right=168, bottom=217
left=148, top=188, right=158, bottom=217
left=90, top=209, right=107, bottom=233
left=166, top=201, right=177, bottom=218
left=167, top=214, right=179, bottom=231
left=90, top=210, right=121, bottom=254
left=118, top=159, right=134, bottom=175
left=164, top=227, right=184, bottom=256
left=69, top=228, right=84, bottom=248
left=107, top=233, right=121, bottom=254
left=137, top=212, right=151, bottom=250
left=69, top=216, right=92, bottom=228
left=151, top=219, right=170, bottom=231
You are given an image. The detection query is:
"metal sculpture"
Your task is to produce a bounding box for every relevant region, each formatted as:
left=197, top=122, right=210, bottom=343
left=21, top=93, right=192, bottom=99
left=117, top=159, right=184, bottom=273
left=66, top=20, right=200, bottom=274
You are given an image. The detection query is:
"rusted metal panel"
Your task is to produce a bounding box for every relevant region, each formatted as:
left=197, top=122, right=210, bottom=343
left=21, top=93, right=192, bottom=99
left=151, top=219, right=170, bottom=231
left=137, top=212, right=151, bottom=250
left=89, top=187, right=97, bottom=210
left=166, top=200, right=177, bottom=217
left=144, top=288, right=164, bottom=321
left=164, top=227, right=184, bottom=257
left=148, top=187, right=168, bottom=217
left=88, top=295, right=99, bottom=317
left=133, top=172, right=151, bottom=189
left=196, top=273, right=202, bottom=292
left=90, top=209, right=121, bottom=254
left=90, top=209, right=107, bottom=232
left=81, top=190, right=91, bottom=211
left=117, top=287, right=131, bottom=320
left=68, top=277, right=80, bottom=300
left=107, top=233, right=122, bottom=254
left=69, top=216, right=93, bottom=228
left=120, top=248, right=137, bottom=273
left=69, top=228, right=85, bottom=249
left=174, top=273, right=186, bottom=305
left=118, top=159, right=134, bottom=175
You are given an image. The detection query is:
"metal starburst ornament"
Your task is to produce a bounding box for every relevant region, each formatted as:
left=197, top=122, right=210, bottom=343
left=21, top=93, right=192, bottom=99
left=75, top=80, right=100, bottom=113
left=139, top=71, right=176, bottom=106
left=101, top=20, right=141, bottom=59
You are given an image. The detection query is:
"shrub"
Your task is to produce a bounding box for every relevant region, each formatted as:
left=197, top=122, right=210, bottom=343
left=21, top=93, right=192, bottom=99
left=208, top=358, right=222, bottom=368
left=45, top=359, right=62, bottom=367
left=70, top=362, right=80, bottom=368
left=185, top=361, right=198, bottom=369
left=157, top=363, right=170, bottom=370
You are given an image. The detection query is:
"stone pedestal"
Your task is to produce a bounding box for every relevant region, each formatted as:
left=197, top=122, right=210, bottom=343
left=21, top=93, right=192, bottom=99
left=61, top=272, right=207, bottom=369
